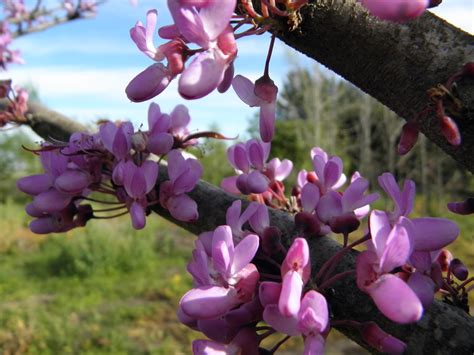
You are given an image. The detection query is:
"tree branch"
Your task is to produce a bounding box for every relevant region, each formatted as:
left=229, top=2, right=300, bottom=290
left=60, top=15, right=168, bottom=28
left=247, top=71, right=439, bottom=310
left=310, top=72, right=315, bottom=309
left=263, top=0, right=474, bottom=173
left=12, top=102, right=474, bottom=354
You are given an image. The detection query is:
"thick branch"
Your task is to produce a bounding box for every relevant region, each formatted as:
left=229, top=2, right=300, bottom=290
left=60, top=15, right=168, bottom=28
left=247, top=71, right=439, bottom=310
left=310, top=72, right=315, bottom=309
left=14, top=102, right=474, bottom=354
left=263, top=0, right=474, bottom=173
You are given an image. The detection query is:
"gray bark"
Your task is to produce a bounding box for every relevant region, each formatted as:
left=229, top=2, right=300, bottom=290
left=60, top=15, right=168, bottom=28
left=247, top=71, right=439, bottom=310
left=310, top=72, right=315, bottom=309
left=265, top=0, right=474, bottom=173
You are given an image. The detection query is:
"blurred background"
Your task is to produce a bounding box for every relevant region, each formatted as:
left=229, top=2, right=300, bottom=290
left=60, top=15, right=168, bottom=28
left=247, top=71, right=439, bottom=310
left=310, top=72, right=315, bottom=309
left=0, top=0, right=473, bottom=354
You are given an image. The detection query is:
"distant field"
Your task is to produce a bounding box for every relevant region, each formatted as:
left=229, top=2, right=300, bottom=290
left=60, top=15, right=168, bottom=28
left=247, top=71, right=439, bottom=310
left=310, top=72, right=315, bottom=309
left=0, top=200, right=472, bottom=354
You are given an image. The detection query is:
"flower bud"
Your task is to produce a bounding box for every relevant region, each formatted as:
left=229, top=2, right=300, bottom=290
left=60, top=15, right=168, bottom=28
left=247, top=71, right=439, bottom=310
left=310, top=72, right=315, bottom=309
left=428, top=0, right=442, bottom=8
left=398, top=121, right=419, bottom=155
left=328, top=213, right=360, bottom=235
left=436, top=249, right=453, bottom=272
left=131, top=131, right=147, bottom=152
left=360, top=322, right=406, bottom=354
left=462, top=62, right=474, bottom=78
left=439, top=115, right=461, bottom=146
left=447, top=198, right=474, bottom=215
left=254, top=75, right=278, bottom=103
left=295, top=212, right=321, bottom=237
left=449, top=258, right=468, bottom=281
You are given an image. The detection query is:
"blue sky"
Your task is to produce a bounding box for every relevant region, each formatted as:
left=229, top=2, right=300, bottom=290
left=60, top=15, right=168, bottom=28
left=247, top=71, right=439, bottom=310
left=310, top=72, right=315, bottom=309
left=2, top=0, right=473, bottom=138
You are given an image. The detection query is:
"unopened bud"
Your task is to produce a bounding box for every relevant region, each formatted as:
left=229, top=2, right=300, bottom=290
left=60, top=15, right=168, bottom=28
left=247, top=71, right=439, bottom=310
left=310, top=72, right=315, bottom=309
left=262, top=226, right=283, bottom=255
left=254, top=75, right=278, bottom=103
left=291, top=185, right=301, bottom=198
left=306, top=172, right=318, bottom=184
left=360, top=322, right=406, bottom=354
left=436, top=249, right=453, bottom=272
left=428, top=0, right=442, bottom=8
left=449, top=258, right=469, bottom=281
left=328, top=213, right=360, bottom=235
left=131, top=131, right=148, bottom=152
left=439, top=115, right=461, bottom=146
left=462, top=62, right=474, bottom=78
left=295, top=211, right=321, bottom=236
left=447, top=198, right=474, bottom=215
left=398, top=121, right=419, bottom=155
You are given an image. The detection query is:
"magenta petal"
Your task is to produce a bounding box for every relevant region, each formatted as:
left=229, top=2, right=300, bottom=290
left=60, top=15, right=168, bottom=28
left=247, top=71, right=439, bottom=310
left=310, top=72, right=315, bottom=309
left=212, top=239, right=231, bottom=276
left=126, top=63, right=172, bottom=102
left=170, top=104, right=191, bottom=133
left=248, top=203, right=268, bottom=235
left=17, top=174, right=53, bottom=195
left=231, top=233, right=259, bottom=275
left=379, top=220, right=412, bottom=273
left=316, top=191, right=342, bottom=223
left=232, top=75, right=261, bottom=107
left=324, top=156, right=343, bottom=188
left=141, top=160, right=158, bottom=193
left=259, top=281, right=282, bottom=306
left=301, top=183, right=320, bottom=212
left=25, top=203, right=44, bottom=217
left=247, top=171, right=269, bottom=194
left=168, top=1, right=209, bottom=48
left=217, top=61, right=234, bottom=93
left=369, top=210, right=392, bottom=257
left=167, top=194, right=198, bottom=222
left=411, top=217, right=459, bottom=251
left=298, top=291, right=328, bottom=334
left=148, top=103, right=168, bottom=133
left=199, top=0, right=236, bottom=41
left=220, top=176, right=240, bottom=194
left=147, top=132, right=174, bottom=155
left=279, top=271, right=303, bottom=317
left=180, top=285, right=240, bottom=319
left=30, top=217, right=58, bottom=234
left=303, top=334, right=325, bottom=355
left=263, top=304, right=299, bottom=336
left=55, top=170, right=90, bottom=195
left=33, top=189, right=71, bottom=213
left=407, top=272, right=435, bottom=308
left=247, top=140, right=265, bottom=171
left=192, top=340, right=228, bottom=354
left=178, top=49, right=227, bottom=99
left=167, top=149, right=187, bottom=181
left=259, top=101, right=275, bottom=143
left=130, top=201, right=146, bottom=229
left=230, top=144, right=249, bottom=173
left=99, top=121, right=117, bottom=154
left=368, top=274, right=423, bottom=324
left=197, top=319, right=239, bottom=344
left=267, top=158, right=293, bottom=181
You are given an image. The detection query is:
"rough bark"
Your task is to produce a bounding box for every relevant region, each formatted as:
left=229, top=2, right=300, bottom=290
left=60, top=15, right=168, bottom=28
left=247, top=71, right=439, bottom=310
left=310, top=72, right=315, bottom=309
left=263, top=0, right=474, bottom=173
left=12, top=102, right=474, bottom=354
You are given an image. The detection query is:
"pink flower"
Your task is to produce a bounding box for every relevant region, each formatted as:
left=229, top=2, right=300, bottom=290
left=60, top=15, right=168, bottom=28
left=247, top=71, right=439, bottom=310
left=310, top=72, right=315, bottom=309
left=356, top=210, right=423, bottom=324
left=359, top=0, right=429, bottom=22
left=232, top=74, right=277, bottom=142
left=180, top=225, right=260, bottom=319
left=159, top=149, right=202, bottom=222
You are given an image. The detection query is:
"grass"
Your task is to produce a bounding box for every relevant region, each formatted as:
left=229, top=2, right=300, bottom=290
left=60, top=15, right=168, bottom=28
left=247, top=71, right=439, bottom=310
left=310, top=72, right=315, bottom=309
left=0, top=201, right=198, bottom=354
left=0, top=199, right=472, bottom=354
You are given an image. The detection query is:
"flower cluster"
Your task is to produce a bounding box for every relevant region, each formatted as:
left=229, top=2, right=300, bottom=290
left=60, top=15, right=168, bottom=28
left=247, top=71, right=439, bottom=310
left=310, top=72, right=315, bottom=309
left=0, top=80, right=28, bottom=126
left=0, top=20, right=23, bottom=69
left=356, top=173, right=460, bottom=323
left=16, top=103, right=202, bottom=232
left=221, top=138, right=292, bottom=197
left=126, top=1, right=237, bottom=103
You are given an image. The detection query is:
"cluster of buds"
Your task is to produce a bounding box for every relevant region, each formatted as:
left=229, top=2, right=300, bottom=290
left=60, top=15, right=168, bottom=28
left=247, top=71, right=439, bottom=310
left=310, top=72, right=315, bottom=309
left=221, top=138, right=292, bottom=199
left=0, top=80, right=28, bottom=127
left=16, top=103, right=203, bottom=232
left=398, top=62, right=474, bottom=155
